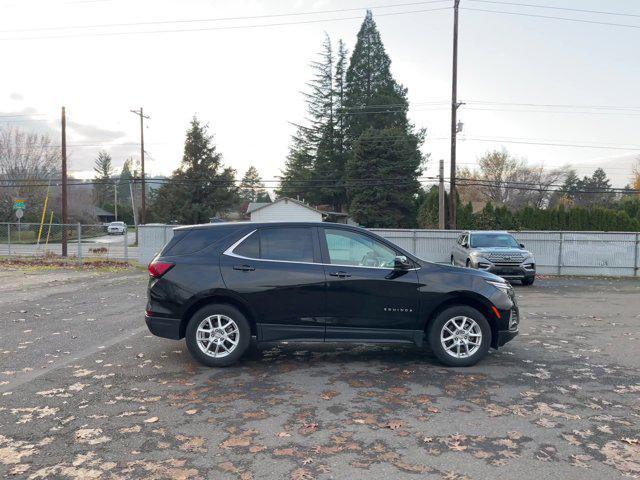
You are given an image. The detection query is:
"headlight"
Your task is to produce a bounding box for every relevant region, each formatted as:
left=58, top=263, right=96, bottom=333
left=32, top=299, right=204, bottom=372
left=470, top=253, right=491, bottom=263
left=485, top=279, right=511, bottom=293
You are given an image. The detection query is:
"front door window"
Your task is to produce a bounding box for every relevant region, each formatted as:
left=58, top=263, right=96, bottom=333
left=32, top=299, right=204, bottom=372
left=324, top=228, right=397, bottom=268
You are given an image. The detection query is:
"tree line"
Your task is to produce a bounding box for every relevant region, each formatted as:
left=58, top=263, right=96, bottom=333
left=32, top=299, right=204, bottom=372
left=91, top=119, right=270, bottom=225
left=2, top=10, right=639, bottom=231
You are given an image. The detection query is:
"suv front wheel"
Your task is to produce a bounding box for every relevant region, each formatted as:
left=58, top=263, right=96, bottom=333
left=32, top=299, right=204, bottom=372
left=428, top=306, right=491, bottom=367
left=185, top=304, right=251, bottom=367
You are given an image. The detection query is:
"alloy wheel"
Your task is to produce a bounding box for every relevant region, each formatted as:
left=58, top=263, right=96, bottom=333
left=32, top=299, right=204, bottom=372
left=440, top=316, right=482, bottom=359
left=196, top=314, right=240, bottom=358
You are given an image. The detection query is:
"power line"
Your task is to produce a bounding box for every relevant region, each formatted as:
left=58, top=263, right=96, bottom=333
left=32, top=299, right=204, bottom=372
left=460, top=134, right=640, bottom=149
left=3, top=175, right=637, bottom=194
left=460, top=107, right=640, bottom=117
left=0, top=6, right=452, bottom=41
left=0, top=0, right=451, bottom=34
left=461, top=7, right=640, bottom=29
left=2, top=142, right=166, bottom=147
left=0, top=113, right=48, bottom=118
left=1, top=133, right=638, bottom=151
left=460, top=137, right=640, bottom=151
left=456, top=180, right=638, bottom=195
left=465, top=100, right=640, bottom=111
left=466, top=0, right=640, bottom=19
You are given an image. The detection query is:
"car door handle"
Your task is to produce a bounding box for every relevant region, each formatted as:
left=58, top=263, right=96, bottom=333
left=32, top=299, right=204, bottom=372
left=233, top=265, right=255, bottom=272
left=329, top=271, right=351, bottom=278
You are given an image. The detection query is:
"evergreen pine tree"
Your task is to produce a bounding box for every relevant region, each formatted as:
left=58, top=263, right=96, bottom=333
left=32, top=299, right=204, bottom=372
left=276, top=133, right=317, bottom=203
left=239, top=166, right=268, bottom=203
left=584, top=167, right=614, bottom=206
left=117, top=158, right=134, bottom=206
left=314, top=37, right=350, bottom=211
left=343, top=11, right=424, bottom=226
left=92, top=151, right=113, bottom=208
left=347, top=127, right=421, bottom=227
left=343, top=11, right=411, bottom=141
left=278, top=34, right=349, bottom=208
left=416, top=185, right=440, bottom=228
left=150, top=117, right=238, bottom=223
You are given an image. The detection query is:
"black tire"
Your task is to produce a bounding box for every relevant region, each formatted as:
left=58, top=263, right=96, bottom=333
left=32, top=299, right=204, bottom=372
left=522, top=276, right=535, bottom=286
left=428, top=305, right=492, bottom=367
left=466, top=259, right=471, bottom=268
left=185, top=304, right=251, bottom=367
left=450, top=256, right=455, bottom=266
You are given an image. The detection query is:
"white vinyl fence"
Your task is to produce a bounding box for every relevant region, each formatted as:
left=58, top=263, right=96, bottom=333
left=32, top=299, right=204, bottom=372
left=138, top=224, right=640, bottom=277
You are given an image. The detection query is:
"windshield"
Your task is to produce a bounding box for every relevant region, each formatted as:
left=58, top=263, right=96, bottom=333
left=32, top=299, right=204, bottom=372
left=470, top=233, right=520, bottom=248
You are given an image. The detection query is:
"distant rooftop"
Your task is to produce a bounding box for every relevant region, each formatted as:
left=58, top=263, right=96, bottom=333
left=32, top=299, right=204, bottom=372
left=246, top=202, right=270, bottom=213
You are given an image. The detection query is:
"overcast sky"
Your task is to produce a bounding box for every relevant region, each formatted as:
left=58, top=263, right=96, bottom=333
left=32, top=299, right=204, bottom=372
left=1, top=0, right=639, bottom=188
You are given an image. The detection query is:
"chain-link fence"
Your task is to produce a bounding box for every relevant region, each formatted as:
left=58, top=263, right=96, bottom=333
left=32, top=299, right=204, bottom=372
left=0, top=222, right=135, bottom=264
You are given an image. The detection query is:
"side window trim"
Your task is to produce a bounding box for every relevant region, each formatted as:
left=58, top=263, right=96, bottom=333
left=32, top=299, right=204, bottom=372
left=225, top=226, right=418, bottom=269
left=224, top=229, right=259, bottom=260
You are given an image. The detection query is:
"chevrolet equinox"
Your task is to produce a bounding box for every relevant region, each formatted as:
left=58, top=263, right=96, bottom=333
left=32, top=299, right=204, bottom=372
left=145, top=222, right=519, bottom=367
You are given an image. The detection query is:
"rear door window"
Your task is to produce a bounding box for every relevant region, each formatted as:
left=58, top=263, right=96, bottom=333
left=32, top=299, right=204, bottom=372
left=234, top=231, right=260, bottom=258
left=260, top=227, right=314, bottom=262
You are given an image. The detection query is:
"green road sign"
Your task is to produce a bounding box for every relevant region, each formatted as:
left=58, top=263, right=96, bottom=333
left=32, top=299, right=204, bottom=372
left=13, top=199, right=25, bottom=211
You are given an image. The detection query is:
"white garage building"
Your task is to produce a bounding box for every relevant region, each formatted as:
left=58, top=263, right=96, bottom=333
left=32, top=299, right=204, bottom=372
left=248, top=197, right=323, bottom=223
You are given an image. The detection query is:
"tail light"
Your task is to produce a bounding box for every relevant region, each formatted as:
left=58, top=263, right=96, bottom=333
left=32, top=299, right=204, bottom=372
left=148, top=261, right=174, bottom=278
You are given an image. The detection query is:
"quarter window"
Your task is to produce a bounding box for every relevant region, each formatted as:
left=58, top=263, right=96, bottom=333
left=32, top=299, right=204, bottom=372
left=324, top=229, right=397, bottom=268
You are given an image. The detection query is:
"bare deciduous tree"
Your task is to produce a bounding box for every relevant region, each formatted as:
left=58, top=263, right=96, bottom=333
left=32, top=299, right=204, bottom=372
left=633, top=157, right=640, bottom=192
left=457, top=149, right=569, bottom=210
left=0, top=127, right=61, bottom=221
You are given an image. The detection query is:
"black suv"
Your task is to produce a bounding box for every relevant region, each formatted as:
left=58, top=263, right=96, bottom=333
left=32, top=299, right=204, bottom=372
left=146, top=222, right=519, bottom=367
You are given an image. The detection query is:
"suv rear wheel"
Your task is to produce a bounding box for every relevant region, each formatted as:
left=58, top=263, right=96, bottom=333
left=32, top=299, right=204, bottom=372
left=428, top=305, right=491, bottom=367
left=185, top=304, right=250, bottom=367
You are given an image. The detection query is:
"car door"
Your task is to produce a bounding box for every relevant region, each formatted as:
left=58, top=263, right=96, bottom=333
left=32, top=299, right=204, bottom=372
left=220, top=226, right=326, bottom=342
left=452, top=234, right=462, bottom=265
left=455, top=234, right=468, bottom=266
left=320, top=227, right=420, bottom=343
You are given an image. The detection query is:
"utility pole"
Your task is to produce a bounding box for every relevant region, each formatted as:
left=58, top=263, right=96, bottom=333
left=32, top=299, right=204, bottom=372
left=129, top=179, right=138, bottom=245
left=130, top=107, right=149, bottom=225
left=439, top=159, right=445, bottom=230
left=449, top=0, right=461, bottom=230
left=61, top=106, right=68, bottom=257
left=113, top=181, right=118, bottom=221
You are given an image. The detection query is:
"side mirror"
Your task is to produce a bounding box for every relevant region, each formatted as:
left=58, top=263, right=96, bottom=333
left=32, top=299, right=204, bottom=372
left=394, top=255, right=411, bottom=270
left=519, top=243, right=525, bottom=248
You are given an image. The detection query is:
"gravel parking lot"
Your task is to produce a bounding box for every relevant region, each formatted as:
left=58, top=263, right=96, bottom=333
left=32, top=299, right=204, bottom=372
left=0, top=268, right=639, bottom=479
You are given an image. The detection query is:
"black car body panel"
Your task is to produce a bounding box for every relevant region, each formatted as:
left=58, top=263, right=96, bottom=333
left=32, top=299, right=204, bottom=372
left=145, top=222, right=519, bottom=351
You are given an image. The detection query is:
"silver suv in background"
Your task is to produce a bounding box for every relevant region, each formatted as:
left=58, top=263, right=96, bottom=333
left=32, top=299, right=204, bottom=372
left=451, top=231, right=536, bottom=285
left=107, top=221, right=127, bottom=235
